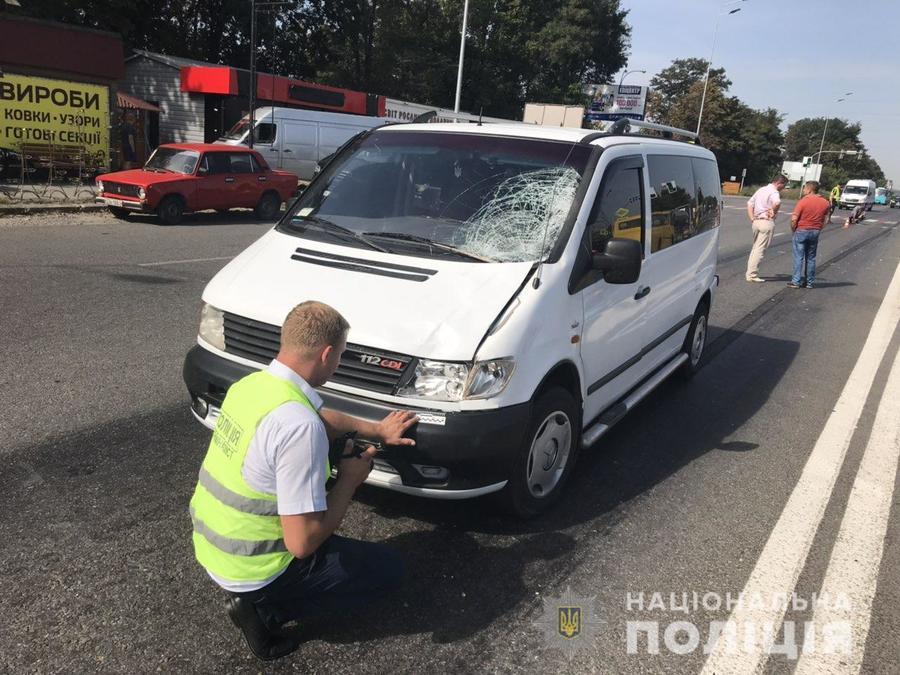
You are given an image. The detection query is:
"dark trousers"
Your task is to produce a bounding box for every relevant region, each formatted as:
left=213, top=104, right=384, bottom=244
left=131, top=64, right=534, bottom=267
left=235, top=535, right=404, bottom=627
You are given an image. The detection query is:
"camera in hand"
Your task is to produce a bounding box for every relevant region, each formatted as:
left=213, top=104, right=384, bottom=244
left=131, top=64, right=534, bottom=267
left=328, top=431, right=382, bottom=466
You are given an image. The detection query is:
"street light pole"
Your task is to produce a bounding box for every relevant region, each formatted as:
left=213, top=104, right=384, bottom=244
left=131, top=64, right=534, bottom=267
left=802, top=93, right=852, bottom=185
left=618, top=69, right=646, bottom=92
left=453, top=0, right=470, bottom=114
left=696, top=2, right=745, bottom=136
left=249, top=0, right=257, bottom=148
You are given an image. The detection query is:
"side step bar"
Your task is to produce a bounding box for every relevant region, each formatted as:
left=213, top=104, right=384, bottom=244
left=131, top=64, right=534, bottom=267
left=581, top=353, right=689, bottom=449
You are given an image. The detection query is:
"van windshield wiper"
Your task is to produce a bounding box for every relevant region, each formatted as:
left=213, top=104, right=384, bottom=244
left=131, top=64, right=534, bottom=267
left=291, top=216, right=389, bottom=253
left=362, top=232, right=493, bottom=262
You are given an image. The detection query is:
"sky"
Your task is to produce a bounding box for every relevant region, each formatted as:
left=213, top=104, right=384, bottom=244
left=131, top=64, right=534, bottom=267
left=617, top=0, right=900, bottom=185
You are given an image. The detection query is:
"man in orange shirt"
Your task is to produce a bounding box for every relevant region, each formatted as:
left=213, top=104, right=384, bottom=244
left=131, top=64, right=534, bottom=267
left=788, top=181, right=831, bottom=289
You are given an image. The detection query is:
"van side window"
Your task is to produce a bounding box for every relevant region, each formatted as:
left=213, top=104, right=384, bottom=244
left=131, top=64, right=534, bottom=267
left=255, top=123, right=276, bottom=145
left=692, top=158, right=721, bottom=234
left=648, top=155, right=697, bottom=252
left=586, top=166, right=645, bottom=255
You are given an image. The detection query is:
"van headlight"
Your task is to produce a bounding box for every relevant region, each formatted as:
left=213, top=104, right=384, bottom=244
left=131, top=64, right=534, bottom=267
left=96, top=179, right=104, bottom=192
left=138, top=187, right=146, bottom=200
left=199, top=302, right=226, bottom=350
left=398, top=358, right=515, bottom=401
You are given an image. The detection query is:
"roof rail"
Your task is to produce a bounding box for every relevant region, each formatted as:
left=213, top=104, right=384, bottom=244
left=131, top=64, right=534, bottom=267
left=580, top=118, right=701, bottom=146
left=610, top=118, right=699, bottom=142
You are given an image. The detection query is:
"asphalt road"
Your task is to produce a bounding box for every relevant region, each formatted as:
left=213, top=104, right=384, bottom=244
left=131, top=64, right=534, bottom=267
left=1, top=198, right=899, bottom=673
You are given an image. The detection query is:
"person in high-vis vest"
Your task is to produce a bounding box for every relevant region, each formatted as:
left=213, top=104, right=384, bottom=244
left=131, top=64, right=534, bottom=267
left=829, top=184, right=841, bottom=221
left=190, top=301, right=417, bottom=660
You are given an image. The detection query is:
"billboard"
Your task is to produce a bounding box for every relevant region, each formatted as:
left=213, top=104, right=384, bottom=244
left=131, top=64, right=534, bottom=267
left=782, top=161, right=822, bottom=183
left=584, top=84, right=647, bottom=123
left=0, top=74, right=109, bottom=165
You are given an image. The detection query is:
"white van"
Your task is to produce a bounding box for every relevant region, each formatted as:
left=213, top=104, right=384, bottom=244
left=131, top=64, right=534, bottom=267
left=185, top=119, right=721, bottom=516
left=218, top=107, right=387, bottom=181
left=839, top=179, right=877, bottom=211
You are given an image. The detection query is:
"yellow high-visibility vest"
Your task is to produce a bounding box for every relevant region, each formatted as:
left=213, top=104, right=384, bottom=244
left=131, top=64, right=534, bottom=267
left=189, top=371, right=328, bottom=583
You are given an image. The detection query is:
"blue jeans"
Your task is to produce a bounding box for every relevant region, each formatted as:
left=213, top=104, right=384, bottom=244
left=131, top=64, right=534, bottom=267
left=792, top=229, right=820, bottom=286
left=236, top=535, right=404, bottom=627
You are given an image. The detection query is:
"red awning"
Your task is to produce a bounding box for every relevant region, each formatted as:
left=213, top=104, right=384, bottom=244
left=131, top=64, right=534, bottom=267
left=116, top=91, right=162, bottom=112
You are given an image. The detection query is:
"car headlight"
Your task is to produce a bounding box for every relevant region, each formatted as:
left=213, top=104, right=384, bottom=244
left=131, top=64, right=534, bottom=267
left=199, top=302, right=226, bottom=350
left=465, top=358, right=516, bottom=399
left=398, top=358, right=515, bottom=401
left=96, top=179, right=104, bottom=192
left=138, top=187, right=146, bottom=199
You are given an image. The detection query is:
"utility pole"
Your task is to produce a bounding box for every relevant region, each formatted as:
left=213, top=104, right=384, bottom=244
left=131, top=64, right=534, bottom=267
left=453, top=0, right=470, bottom=114
left=249, top=0, right=257, bottom=148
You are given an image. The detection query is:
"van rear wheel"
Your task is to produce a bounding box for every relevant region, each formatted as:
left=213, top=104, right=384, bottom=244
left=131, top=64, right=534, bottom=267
left=680, top=300, right=710, bottom=379
left=497, top=387, right=580, bottom=518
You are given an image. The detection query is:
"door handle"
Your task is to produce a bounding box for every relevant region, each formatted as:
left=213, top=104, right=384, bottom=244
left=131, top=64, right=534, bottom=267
left=634, top=286, right=651, bottom=300
left=283, top=149, right=292, bottom=153
left=224, top=177, right=235, bottom=183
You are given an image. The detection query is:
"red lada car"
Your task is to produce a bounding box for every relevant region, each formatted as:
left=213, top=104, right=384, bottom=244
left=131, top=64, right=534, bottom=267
left=95, top=143, right=298, bottom=225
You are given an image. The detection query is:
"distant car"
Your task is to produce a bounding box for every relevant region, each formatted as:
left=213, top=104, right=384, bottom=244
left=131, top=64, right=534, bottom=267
left=891, top=194, right=899, bottom=208
left=95, top=143, right=299, bottom=225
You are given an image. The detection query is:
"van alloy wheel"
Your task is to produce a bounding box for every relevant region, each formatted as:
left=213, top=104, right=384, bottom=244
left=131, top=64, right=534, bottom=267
left=526, top=411, right=572, bottom=497
left=690, top=314, right=707, bottom=367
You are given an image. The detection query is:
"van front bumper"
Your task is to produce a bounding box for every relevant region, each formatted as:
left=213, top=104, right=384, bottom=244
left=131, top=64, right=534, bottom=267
left=183, top=345, right=530, bottom=498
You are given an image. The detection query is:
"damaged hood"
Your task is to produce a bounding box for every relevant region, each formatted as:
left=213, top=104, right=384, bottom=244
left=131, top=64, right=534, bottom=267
left=205, top=230, right=534, bottom=361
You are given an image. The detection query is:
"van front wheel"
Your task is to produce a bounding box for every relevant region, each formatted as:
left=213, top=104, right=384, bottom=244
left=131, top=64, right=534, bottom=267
left=498, top=387, right=580, bottom=518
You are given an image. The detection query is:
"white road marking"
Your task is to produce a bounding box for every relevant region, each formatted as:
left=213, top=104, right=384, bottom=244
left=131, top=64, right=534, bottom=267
left=794, top=346, right=900, bottom=674
left=701, top=254, right=900, bottom=674
left=138, top=256, right=234, bottom=267
left=773, top=232, right=786, bottom=238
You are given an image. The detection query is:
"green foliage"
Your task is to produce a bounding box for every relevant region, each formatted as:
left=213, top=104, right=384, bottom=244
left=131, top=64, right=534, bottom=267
left=784, top=117, right=885, bottom=186
left=646, top=57, right=730, bottom=123
left=10, top=0, right=631, bottom=120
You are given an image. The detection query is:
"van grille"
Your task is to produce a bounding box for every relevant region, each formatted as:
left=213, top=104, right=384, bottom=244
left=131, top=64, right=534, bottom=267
left=222, top=312, right=414, bottom=395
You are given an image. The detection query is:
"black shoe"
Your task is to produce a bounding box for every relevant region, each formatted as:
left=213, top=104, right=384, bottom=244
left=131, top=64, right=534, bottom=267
left=226, top=596, right=301, bottom=661
left=787, top=282, right=801, bottom=288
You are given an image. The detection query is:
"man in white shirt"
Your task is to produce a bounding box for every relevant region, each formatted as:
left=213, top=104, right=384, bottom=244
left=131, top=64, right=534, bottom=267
left=745, top=174, right=787, bottom=282
left=189, top=301, right=417, bottom=660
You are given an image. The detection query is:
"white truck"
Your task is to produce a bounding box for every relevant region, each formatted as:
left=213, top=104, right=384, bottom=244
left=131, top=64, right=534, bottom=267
left=839, top=179, right=877, bottom=211
left=218, top=108, right=387, bottom=181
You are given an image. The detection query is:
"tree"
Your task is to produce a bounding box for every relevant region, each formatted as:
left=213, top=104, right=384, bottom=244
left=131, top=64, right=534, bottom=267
left=785, top=117, right=885, bottom=186
left=10, top=0, right=632, bottom=121
left=646, top=57, right=731, bottom=124
left=667, top=79, right=783, bottom=185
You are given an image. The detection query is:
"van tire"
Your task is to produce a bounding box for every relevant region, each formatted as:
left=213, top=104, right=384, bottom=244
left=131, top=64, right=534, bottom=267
left=680, top=300, right=710, bottom=379
left=497, top=387, right=580, bottom=518
left=254, top=192, right=281, bottom=220
left=157, top=196, right=184, bottom=225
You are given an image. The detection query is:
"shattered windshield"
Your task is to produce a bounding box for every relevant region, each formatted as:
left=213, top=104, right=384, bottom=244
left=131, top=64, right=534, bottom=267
left=280, top=130, right=593, bottom=262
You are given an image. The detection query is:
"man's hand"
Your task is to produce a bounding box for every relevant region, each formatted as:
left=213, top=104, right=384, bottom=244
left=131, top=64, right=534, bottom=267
left=376, top=410, right=418, bottom=446
left=337, top=445, right=377, bottom=487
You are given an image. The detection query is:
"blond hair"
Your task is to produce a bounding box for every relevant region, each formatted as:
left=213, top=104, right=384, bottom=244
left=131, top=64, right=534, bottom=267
left=281, top=301, right=349, bottom=357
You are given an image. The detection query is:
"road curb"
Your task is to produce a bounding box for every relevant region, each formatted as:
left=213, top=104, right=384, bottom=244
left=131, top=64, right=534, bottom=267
left=0, top=203, right=105, bottom=216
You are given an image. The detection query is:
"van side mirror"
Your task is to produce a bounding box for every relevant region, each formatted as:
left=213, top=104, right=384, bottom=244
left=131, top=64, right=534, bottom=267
left=592, top=238, right=642, bottom=284
left=197, top=165, right=208, bottom=176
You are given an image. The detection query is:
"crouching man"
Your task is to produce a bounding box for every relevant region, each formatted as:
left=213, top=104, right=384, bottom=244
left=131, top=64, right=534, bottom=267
left=189, top=301, right=415, bottom=660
